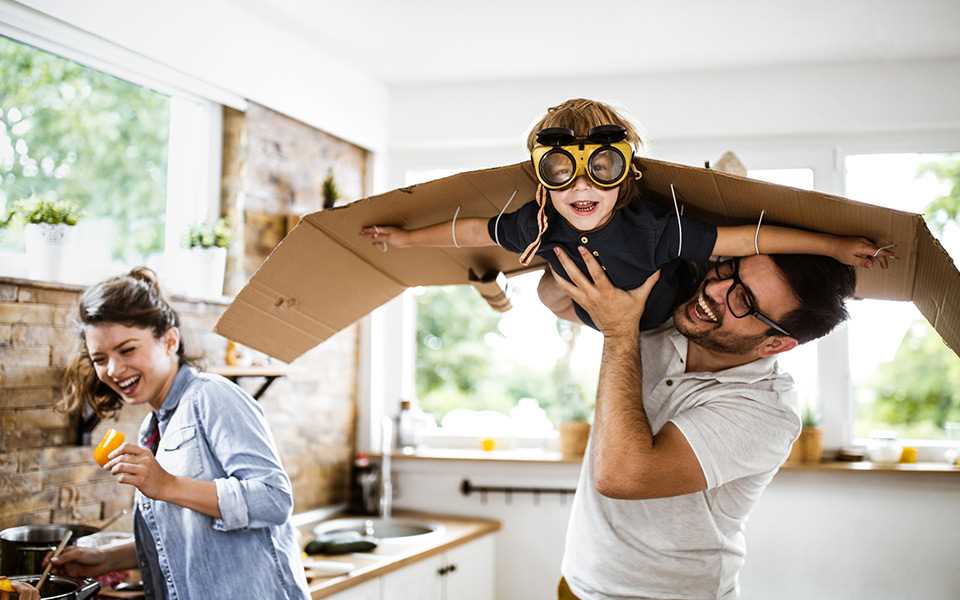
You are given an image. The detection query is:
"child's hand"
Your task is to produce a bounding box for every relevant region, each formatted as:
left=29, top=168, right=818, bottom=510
left=360, top=225, right=410, bottom=249
left=834, top=237, right=896, bottom=269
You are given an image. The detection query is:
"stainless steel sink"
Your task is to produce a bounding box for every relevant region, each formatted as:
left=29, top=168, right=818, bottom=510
left=313, top=517, right=443, bottom=540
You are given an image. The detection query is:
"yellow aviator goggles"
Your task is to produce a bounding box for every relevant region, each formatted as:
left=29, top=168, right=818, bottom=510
left=531, top=124, right=634, bottom=190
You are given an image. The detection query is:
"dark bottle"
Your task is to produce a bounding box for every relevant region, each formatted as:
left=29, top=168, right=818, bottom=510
left=348, top=452, right=380, bottom=515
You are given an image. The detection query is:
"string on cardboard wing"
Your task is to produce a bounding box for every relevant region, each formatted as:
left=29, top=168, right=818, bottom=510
left=754, top=210, right=766, bottom=255
left=493, top=189, right=519, bottom=249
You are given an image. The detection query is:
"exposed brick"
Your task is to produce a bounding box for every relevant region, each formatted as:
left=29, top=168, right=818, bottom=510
left=11, top=324, right=76, bottom=348
left=0, top=346, right=50, bottom=367
left=0, top=487, right=56, bottom=516
left=0, top=366, right=63, bottom=388
left=17, top=286, right=79, bottom=305
left=0, top=387, right=56, bottom=410
left=0, top=429, right=71, bottom=451
left=17, top=446, right=92, bottom=472
left=0, top=509, right=52, bottom=528
left=0, top=302, right=56, bottom=325
left=0, top=324, right=11, bottom=345
left=0, top=471, right=42, bottom=499
left=0, top=452, right=17, bottom=472
left=42, top=464, right=112, bottom=488
left=1, top=408, right=70, bottom=432
left=0, top=284, right=16, bottom=302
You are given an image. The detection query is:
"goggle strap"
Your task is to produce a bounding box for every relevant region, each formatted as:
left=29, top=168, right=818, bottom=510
left=519, top=185, right=549, bottom=266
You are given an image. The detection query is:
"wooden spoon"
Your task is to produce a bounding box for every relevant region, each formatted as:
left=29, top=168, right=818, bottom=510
left=37, top=529, right=73, bottom=593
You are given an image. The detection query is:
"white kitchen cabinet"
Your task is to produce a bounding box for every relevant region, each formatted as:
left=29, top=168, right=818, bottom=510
left=381, top=552, right=445, bottom=600
left=363, top=534, right=495, bottom=600
left=324, top=578, right=382, bottom=600
left=442, top=535, right=495, bottom=600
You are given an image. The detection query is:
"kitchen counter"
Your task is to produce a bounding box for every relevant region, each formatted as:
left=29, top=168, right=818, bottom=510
left=295, top=510, right=500, bottom=599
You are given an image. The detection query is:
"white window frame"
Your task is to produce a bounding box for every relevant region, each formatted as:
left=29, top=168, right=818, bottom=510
left=362, top=132, right=960, bottom=455
left=0, top=1, right=244, bottom=291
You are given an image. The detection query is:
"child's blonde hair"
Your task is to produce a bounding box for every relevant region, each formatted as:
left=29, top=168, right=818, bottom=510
left=517, top=99, right=644, bottom=264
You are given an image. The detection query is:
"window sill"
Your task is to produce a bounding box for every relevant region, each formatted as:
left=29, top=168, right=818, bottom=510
left=381, top=448, right=583, bottom=464
left=780, top=461, right=960, bottom=474
left=0, top=275, right=234, bottom=306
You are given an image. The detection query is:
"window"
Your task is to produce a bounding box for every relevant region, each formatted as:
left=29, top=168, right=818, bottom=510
left=747, top=168, right=819, bottom=419
left=844, top=153, right=960, bottom=441
left=0, top=34, right=220, bottom=288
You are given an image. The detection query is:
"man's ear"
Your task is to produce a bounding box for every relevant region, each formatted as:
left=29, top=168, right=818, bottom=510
left=757, top=336, right=798, bottom=358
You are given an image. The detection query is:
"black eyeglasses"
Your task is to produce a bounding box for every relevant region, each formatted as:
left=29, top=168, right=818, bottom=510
left=712, top=258, right=793, bottom=338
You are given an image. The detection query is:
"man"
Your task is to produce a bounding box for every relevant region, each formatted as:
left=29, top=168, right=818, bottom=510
left=543, top=246, right=856, bottom=600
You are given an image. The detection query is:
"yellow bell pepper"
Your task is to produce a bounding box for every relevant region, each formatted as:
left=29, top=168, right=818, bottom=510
left=0, top=577, right=15, bottom=592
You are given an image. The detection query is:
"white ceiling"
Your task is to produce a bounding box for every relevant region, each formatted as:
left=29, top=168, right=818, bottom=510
left=234, top=0, right=960, bottom=85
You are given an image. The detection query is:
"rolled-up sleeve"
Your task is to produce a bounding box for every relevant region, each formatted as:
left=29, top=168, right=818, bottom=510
left=193, top=379, right=294, bottom=531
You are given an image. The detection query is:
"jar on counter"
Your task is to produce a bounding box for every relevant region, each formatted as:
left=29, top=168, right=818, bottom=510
left=866, top=431, right=903, bottom=465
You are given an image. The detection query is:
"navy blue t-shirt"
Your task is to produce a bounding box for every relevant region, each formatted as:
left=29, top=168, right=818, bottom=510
left=488, top=189, right=718, bottom=331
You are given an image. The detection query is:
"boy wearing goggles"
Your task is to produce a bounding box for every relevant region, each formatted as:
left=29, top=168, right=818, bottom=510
left=361, top=98, right=893, bottom=331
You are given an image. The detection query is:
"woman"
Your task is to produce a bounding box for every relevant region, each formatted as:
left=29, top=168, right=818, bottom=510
left=52, top=268, right=309, bottom=599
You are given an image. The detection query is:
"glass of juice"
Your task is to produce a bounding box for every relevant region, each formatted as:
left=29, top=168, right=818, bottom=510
left=93, top=428, right=125, bottom=466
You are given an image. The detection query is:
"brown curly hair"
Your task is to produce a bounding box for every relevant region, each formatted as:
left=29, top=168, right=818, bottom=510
left=58, top=267, right=187, bottom=419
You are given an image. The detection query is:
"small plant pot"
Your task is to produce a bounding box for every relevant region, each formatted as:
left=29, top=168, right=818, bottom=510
left=24, top=223, right=70, bottom=281
left=800, top=427, right=823, bottom=463
left=185, top=246, right=226, bottom=298
left=559, top=421, right=591, bottom=458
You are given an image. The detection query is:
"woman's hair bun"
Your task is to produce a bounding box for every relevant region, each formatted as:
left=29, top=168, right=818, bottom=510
left=127, top=266, right=161, bottom=290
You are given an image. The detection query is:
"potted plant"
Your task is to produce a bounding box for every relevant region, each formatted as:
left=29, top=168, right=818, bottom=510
left=557, top=390, right=592, bottom=459
left=1, top=195, right=81, bottom=281
left=322, top=168, right=340, bottom=210
left=787, top=404, right=823, bottom=464
left=183, top=218, right=231, bottom=298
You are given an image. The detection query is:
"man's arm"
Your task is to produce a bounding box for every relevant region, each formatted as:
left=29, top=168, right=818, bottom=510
left=550, top=246, right=707, bottom=499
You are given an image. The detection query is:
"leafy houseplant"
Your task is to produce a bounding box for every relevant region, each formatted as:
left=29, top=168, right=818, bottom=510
left=557, top=382, right=592, bottom=458
left=2, top=195, right=82, bottom=281
left=322, top=169, right=340, bottom=210
left=787, top=403, right=823, bottom=464
left=182, top=219, right=231, bottom=298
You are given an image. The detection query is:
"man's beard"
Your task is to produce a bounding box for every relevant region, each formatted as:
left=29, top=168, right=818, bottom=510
left=673, top=294, right=768, bottom=356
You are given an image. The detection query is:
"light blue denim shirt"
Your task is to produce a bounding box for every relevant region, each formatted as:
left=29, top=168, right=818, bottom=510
left=134, top=365, right=309, bottom=600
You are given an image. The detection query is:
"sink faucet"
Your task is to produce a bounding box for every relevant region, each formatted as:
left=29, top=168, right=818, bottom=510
left=380, top=416, right=393, bottom=519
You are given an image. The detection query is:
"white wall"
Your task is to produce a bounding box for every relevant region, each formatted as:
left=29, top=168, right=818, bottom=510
left=10, top=0, right=390, bottom=153
left=386, top=59, right=960, bottom=185
left=393, top=460, right=960, bottom=600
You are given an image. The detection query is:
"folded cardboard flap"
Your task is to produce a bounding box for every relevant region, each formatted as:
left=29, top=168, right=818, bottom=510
left=469, top=269, right=512, bottom=313
left=215, top=158, right=960, bottom=362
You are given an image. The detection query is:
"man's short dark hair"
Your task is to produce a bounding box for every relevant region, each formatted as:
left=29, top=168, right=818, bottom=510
left=769, top=254, right=856, bottom=344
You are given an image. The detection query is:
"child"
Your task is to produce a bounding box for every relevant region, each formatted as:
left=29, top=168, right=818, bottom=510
left=361, top=98, right=893, bottom=333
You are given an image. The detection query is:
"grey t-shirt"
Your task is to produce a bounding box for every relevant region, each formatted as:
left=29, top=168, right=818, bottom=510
left=562, top=324, right=801, bottom=600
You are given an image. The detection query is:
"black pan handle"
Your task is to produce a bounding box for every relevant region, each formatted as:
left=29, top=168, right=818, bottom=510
left=77, top=577, right=101, bottom=600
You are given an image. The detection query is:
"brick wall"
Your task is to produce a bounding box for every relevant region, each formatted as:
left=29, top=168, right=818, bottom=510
left=0, top=103, right=367, bottom=531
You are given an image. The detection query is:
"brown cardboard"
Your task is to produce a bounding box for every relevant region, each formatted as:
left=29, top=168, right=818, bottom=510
left=215, top=157, right=960, bottom=362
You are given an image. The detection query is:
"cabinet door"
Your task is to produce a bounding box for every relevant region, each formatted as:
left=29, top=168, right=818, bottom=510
left=326, top=578, right=381, bottom=600
left=443, top=535, right=495, bottom=600
left=381, top=552, right=445, bottom=600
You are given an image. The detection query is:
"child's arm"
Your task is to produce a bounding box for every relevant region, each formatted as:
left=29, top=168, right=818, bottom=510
left=713, top=225, right=896, bottom=268
left=360, top=218, right=496, bottom=249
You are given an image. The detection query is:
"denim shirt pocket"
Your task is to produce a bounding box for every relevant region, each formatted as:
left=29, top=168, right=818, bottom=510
left=157, top=425, right=204, bottom=478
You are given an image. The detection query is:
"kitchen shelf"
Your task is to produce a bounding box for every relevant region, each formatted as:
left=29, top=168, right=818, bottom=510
left=208, top=364, right=289, bottom=400
left=780, top=461, right=960, bottom=474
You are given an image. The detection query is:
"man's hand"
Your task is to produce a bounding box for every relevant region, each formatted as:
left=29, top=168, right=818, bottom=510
left=550, top=246, right=660, bottom=338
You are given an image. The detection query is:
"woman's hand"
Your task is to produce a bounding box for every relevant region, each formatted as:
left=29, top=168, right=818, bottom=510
left=360, top=225, right=410, bottom=249
left=104, top=443, right=176, bottom=501
left=833, top=237, right=896, bottom=269
left=1, top=579, right=40, bottom=600
left=45, top=545, right=116, bottom=578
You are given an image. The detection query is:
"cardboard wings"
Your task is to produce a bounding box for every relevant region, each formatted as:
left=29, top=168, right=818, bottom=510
left=215, top=158, right=960, bottom=363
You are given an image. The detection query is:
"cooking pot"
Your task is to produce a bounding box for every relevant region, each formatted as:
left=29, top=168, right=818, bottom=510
left=4, top=574, right=99, bottom=600
left=0, top=525, right=98, bottom=577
